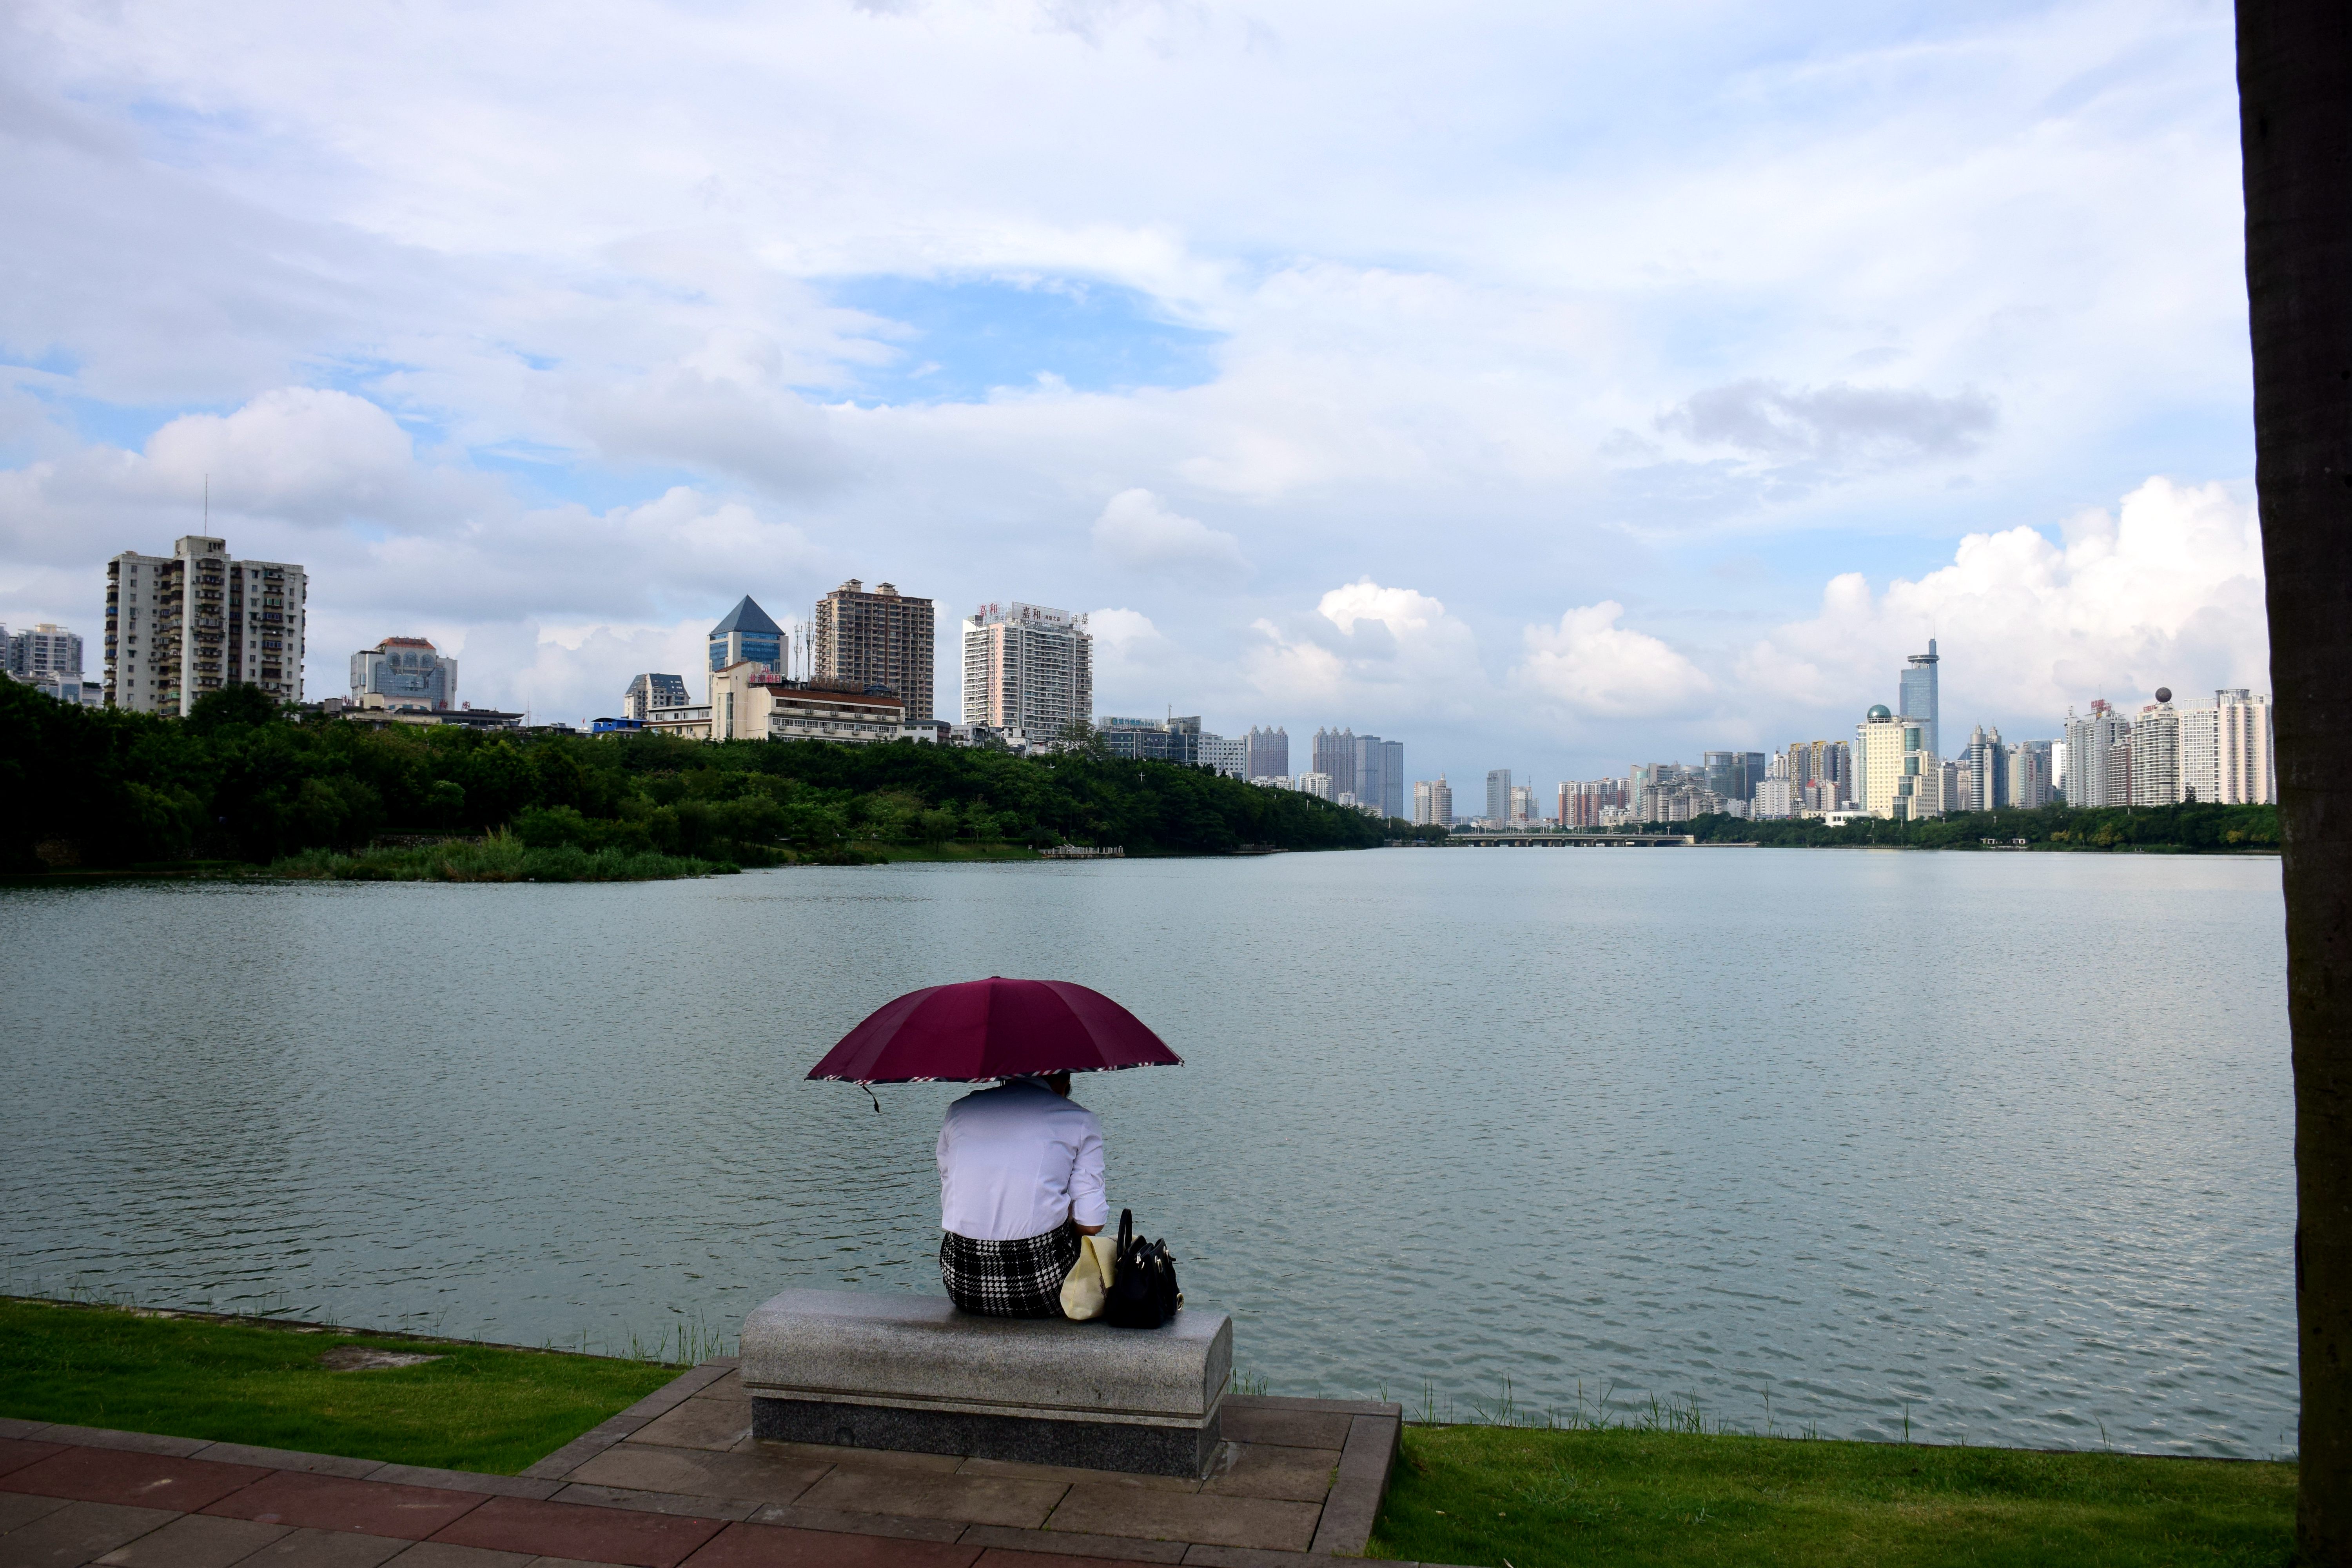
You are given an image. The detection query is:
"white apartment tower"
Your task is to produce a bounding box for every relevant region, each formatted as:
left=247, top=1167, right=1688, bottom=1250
left=2128, top=691, right=2182, bottom=806
left=2179, top=689, right=2276, bottom=804
left=961, top=602, right=1093, bottom=739
left=1414, top=776, right=1452, bottom=826
left=106, top=536, right=307, bottom=714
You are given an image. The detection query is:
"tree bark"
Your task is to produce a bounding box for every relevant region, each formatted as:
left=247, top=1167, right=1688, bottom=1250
left=2237, top=2, right=2352, bottom=1557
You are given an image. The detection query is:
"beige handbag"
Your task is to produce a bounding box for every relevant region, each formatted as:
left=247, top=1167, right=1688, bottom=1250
left=1058, top=1232, right=1120, bottom=1321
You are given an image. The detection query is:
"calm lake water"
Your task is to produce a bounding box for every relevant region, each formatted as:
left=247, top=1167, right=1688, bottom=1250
left=0, top=849, right=2294, bottom=1457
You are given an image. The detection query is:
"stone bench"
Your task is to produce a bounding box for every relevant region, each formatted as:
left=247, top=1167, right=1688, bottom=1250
left=739, top=1288, right=1232, bottom=1477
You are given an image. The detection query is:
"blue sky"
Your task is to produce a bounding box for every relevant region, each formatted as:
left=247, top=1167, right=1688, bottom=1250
left=0, top=0, right=2265, bottom=788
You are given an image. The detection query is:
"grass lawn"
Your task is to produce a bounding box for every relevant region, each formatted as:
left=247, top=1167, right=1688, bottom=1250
left=0, top=1298, right=682, bottom=1475
left=1369, top=1425, right=2294, bottom=1568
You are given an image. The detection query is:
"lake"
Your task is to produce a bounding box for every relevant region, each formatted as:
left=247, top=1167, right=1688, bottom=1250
left=0, top=848, right=2294, bottom=1457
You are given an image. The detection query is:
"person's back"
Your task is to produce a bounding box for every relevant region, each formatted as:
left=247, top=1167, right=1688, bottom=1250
left=936, top=1074, right=1106, bottom=1317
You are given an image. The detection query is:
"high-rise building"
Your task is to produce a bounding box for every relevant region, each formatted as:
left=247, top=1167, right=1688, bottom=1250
left=1702, top=750, right=1767, bottom=803
left=1855, top=706, right=1908, bottom=816
left=1900, top=639, right=1941, bottom=762
left=6, top=622, right=82, bottom=681
left=1199, top=732, right=1248, bottom=778
left=709, top=597, right=785, bottom=675
left=351, top=636, right=458, bottom=712
left=816, top=579, right=935, bottom=722
left=1509, top=783, right=1537, bottom=823
left=1784, top=739, right=1854, bottom=809
left=624, top=673, right=689, bottom=720
left=2129, top=691, right=2181, bottom=805
left=1753, top=777, right=1797, bottom=819
left=1414, top=777, right=1452, bottom=826
left=106, top=536, right=307, bottom=714
left=2179, top=690, right=2275, bottom=804
left=2007, top=740, right=2055, bottom=809
left=1296, top=771, right=1335, bottom=801
left=961, top=602, right=1092, bottom=739
left=1246, top=726, right=1289, bottom=780
left=1312, top=728, right=1356, bottom=794
left=1345, top=735, right=1405, bottom=820
left=1963, top=724, right=2007, bottom=812
left=1485, top=769, right=1512, bottom=824
left=1557, top=779, right=1618, bottom=826
left=2062, top=701, right=2133, bottom=806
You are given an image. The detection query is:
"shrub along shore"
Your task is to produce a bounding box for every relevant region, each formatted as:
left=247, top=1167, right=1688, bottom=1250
left=0, top=1298, right=2295, bottom=1566
left=1680, top=800, right=2279, bottom=852
left=0, top=679, right=1403, bottom=877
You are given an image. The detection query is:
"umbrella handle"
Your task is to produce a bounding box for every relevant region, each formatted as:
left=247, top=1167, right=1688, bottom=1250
left=864, top=1085, right=881, bottom=1114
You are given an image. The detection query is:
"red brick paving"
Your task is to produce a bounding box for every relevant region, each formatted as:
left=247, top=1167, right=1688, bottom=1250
left=199, top=1468, right=490, bottom=1539
left=0, top=1437, right=66, bottom=1480
left=429, top=1494, right=725, bottom=1566
left=678, top=1520, right=983, bottom=1568
left=0, top=1444, right=271, bottom=1512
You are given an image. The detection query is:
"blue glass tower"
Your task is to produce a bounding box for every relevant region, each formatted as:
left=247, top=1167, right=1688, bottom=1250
left=1899, top=639, right=1940, bottom=760
left=710, top=596, right=784, bottom=673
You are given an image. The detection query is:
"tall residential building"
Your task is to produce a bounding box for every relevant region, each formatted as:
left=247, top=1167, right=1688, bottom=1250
left=1413, top=777, right=1453, bottom=826
left=105, top=536, right=306, bottom=714
left=1296, top=771, right=1336, bottom=801
left=1311, top=728, right=1357, bottom=793
left=815, top=579, right=935, bottom=722
left=1485, top=768, right=1512, bottom=823
left=961, top=602, right=1092, bottom=739
left=2178, top=689, right=2275, bottom=804
left=1856, top=706, right=1909, bottom=816
left=6, top=622, right=82, bottom=681
left=709, top=597, right=785, bottom=674
left=1558, top=779, right=1618, bottom=826
left=1784, top=739, right=1854, bottom=809
left=2129, top=691, right=2182, bottom=806
left=1199, top=732, right=1248, bottom=779
left=1246, top=726, right=1289, bottom=780
left=351, top=636, right=458, bottom=712
left=2062, top=701, right=2133, bottom=806
left=2007, top=740, right=2055, bottom=809
left=1899, top=639, right=1941, bottom=762
left=1753, top=777, right=1798, bottom=819
left=1963, top=725, right=2008, bottom=812
left=1509, top=783, right=1537, bottom=823
left=624, top=673, right=689, bottom=720
left=1346, top=735, right=1405, bottom=820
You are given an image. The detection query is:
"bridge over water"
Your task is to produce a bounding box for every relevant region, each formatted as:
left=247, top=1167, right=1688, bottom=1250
left=1398, top=832, right=1700, bottom=848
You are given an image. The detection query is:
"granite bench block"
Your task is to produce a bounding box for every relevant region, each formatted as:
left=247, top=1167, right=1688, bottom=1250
left=740, top=1290, right=1231, bottom=1479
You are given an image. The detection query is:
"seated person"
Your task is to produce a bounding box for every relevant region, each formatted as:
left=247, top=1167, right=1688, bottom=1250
left=936, top=1072, right=1106, bottom=1318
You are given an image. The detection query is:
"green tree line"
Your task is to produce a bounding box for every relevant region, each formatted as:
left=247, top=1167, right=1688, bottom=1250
left=1677, top=800, right=2279, bottom=850
left=0, top=681, right=1399, bottom=872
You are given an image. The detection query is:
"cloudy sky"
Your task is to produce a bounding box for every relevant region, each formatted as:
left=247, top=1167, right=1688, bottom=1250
left=0, top=0, right=2262, bottom=786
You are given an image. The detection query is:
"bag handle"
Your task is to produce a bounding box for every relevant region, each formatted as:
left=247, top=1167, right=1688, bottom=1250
left=1117, top=1208, right=1134, bottom=1257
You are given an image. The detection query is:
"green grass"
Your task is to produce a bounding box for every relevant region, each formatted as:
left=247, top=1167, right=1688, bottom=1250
left=1370, top=1425, right=2294, bottom=1568
left=0, top=1299, right=684, bottom=1474
left=269, top=836, right=736, bottom=882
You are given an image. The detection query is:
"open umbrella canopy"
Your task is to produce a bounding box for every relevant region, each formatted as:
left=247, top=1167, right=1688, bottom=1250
left=808, top=977, right=1183, bottom=1085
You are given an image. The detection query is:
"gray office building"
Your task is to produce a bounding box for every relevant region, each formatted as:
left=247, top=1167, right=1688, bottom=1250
left=1900, top=640, right=1941, bottom=760
left=1486, top=769, right=1512, bottom=823
left=1702, top=750, right=1767, bottom=803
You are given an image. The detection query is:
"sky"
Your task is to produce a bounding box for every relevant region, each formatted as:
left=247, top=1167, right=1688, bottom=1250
left=0, top=0, right=2266, bottom=789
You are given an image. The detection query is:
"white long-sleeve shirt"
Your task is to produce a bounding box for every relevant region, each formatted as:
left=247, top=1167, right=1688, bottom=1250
left=936, top=1079, right=1108, bottom=1242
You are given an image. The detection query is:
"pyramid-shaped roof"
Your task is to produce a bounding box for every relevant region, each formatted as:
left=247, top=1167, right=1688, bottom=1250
left=710, top=595, right=783, bottom=637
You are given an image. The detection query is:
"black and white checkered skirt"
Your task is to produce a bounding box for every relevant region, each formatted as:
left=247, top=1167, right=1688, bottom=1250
left=940, top=1222, right=1082, bottom=1319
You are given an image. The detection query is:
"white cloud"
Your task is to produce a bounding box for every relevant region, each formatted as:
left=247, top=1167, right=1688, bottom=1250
left=1740, top=476, right=2267, bottom=730
left=1089, top=488, right=1248, bottom=578
left=1512, top=601, right=1715, bottom=718
left=1243, top=578, right=1487, bottom=719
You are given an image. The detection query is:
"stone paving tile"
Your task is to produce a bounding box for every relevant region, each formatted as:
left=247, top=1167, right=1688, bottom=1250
left=686, top=1374, right=743, bottom=1405
left=385, top=1544, right=536, bottom=1567
left=564, top=1445, right=828, bottom=1506
left=365, top=1466, right=562, bottom=1499
left=953, top=1460, right=1198, bottom=1495
left=1305, top=1416, right=1396, bottom=1558
left=31, top=1427, right=213, bottom=1458
left=1178, top=1549, right=1422, bottom=1568
left=0, top=1492, right=73, bottom=1534
left=1043, top=1488, right=1320, bottom=1553
left=743, top=1442, right=960, bottom=1474
left=1198, top=1444, right=1338, bottom=1503
left=92, top=1511, right=291, bottom=1566
left=973, top=1551, right=1176, bottom=1568
left=194, top=1444, right=387, bottom=1479
left=955, top=1523, right=1185, bottom=1563
left=1220, top=1397, right=1399, bottom=1419
left=232, top=1526, right=411, bottom=1566
left=523, top=1558, right=637, bottom=1568
left=203, top=1472, right=491, bottom=1540
left=1212, top=1407, right=1351, bottom=1452
left=675, top=1520, right=981, bottom=1568
left=548, top=1486, right=754, bottom=1523
left=0, top=1420, right=53, bottom=1444
left=793, top=1469, right=1067, bottom=1530
left=0, top=1445, right=272, bottom=1512
left=626, top=1402, right=751, bottom=1454
left=0, top=1500, right=178, bottom=1567
left=0, top=1440, right=65, bottom=1481
left=430, top=1495, right=726, bottom=1568
left=741, top=1503, right=969, bottom=1543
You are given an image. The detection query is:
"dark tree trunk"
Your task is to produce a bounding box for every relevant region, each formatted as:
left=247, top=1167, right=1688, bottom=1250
left=2237, top=2, right=2352, bottom=1557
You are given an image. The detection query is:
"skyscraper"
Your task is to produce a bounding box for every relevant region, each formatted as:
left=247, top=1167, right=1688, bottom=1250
left=1964, top=724, right=2007, bottom=811
left=2128, top=691, right=2181, bottom=805
left=624, top=673, right=689, bottom=720
left=960, top=602, right=1091, bottom=738
left=1485, top=769, right=1512, bottom=824
left=106, top=535, right=307, bottom=714
left=1312, top=728, right=1356, bottom=793
left=2062, top=701, right=2133, bottom=806
left=815, top=579, right=935, bottom=721
left=1900, top=639, right=1941, bottom=761
left=2007, top=740, right=2054, bottom=809
left=1344, top=734, right=1405, bottom=820
left=1246, top=726, right=1289, bottom=780
left=6, top=623, right=81, bottom=681
left=2178, top=690, right=2275, bottom=804
left=1413, top=777, right=1449, bottom=826
left=1855, top=706, right=1907, bottom=816
left=709, top=597, right=784, bottom=675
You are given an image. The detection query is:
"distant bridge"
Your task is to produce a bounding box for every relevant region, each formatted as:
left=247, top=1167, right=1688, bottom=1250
left=1409, top=833, right=1699, bottom=848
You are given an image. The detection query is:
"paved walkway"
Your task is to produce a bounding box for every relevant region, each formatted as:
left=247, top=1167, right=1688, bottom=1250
left=0, top=1361, right=1433, bottom=1568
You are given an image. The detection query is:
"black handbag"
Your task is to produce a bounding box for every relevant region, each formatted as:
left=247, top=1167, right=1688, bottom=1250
left=1102, top=1208, right=1182, bottom=1330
